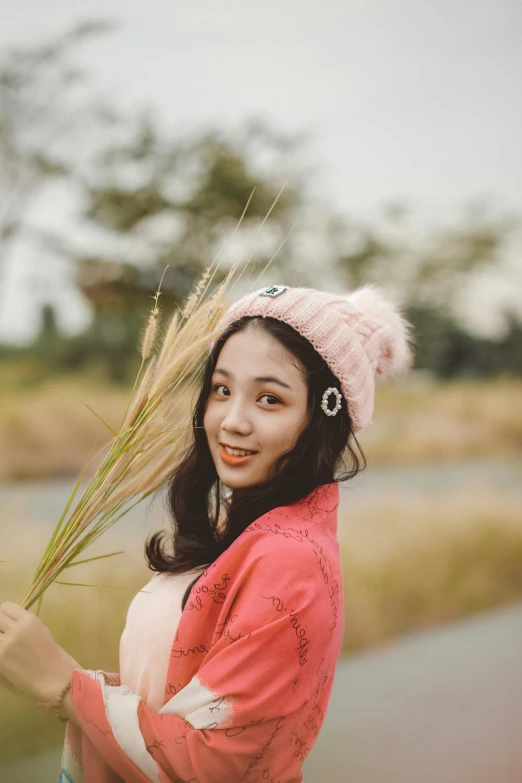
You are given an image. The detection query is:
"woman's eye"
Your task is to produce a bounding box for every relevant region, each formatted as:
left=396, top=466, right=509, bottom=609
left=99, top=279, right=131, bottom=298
left=259, top=394, right=280, bottom=406
left=213, top=383, right=229, bottom=396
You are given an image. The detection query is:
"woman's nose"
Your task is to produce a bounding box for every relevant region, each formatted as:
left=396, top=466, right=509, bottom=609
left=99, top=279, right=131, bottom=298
left=221, top=398, right=252, bottom=433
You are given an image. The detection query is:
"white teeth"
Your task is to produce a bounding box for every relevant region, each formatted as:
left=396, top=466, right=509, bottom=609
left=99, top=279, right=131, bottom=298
left=223, top=446, right=255, bottom=457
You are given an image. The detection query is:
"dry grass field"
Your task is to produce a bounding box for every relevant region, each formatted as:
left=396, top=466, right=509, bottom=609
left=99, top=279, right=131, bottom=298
left=339, top=487, right=522, bottom=649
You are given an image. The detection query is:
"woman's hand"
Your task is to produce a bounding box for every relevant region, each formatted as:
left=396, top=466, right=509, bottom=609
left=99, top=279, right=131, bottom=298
left=0, top=644, right=80, bottom=696
left=0, top=601, right=78, bottom=704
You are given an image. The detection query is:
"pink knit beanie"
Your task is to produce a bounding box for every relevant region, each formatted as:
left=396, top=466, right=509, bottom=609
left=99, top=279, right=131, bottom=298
left=212, top=283, right=415, bottom=433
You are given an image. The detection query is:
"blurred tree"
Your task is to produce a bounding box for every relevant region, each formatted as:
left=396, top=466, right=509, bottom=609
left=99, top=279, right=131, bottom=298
left=0, top=20, right=117, bottom=303
left=66, top=116, right=310, bottom=379
left=78, top=115, right=306, bottom=278
left=407, top=302, right=522, bottom=378
left=331, top=200, right=520, bottom=315
left=32, top=303, right=61, bottom=372
left=0, top=21, right=316, bottom=381
left=322, top=199, right=522, bottom=379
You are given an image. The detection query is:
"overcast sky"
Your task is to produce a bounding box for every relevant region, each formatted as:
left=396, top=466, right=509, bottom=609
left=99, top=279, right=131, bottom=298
left=1, top=0, right=521, bottom=343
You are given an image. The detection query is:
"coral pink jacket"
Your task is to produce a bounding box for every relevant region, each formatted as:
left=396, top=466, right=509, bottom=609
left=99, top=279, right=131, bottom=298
left=61, top=481, right=344, bottom=783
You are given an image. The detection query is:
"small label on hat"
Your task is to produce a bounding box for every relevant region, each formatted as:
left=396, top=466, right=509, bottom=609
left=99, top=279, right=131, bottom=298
left=259, top=285, right=287, bottom=298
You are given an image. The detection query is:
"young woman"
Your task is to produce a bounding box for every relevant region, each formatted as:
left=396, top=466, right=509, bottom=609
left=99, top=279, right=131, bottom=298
left=0, top=283, right=414, bottom=782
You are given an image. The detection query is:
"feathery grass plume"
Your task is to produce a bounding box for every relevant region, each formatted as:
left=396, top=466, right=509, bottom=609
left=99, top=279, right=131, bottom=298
left=140, top=270, right=165, bottom=359
left=181, top=264, right=213, bottom=320
left=19, top=185, right=293, bottom=611
left=141, top=312, right=158, bottom=361
left=156, top=309, right=180, bottom=370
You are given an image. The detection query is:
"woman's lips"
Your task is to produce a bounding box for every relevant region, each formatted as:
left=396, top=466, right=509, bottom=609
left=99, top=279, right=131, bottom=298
left=220, top=446, right=257, bottom=466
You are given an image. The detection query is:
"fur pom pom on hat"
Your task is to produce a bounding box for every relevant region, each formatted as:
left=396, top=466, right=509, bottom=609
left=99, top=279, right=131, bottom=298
left=212, top=283, right=415, bottom=433
left=345, top=283, right=415, bottom=382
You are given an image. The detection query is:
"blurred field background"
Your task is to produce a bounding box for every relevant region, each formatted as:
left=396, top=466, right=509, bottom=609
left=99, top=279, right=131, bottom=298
left=1, top=1, right=521, bottom=780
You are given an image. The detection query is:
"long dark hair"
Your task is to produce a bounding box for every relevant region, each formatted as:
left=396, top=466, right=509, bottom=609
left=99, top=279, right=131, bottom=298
left=144, top=315, right=367, bottom=610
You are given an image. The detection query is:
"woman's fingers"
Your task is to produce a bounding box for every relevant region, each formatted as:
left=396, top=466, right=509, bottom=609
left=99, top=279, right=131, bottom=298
left=0, top=602, right=25, bottom=621
left=0, top=602, right=30, bottom=633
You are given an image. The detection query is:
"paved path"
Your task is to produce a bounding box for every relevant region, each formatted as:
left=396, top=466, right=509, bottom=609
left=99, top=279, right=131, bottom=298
left=3, top=602, right=522, bottom=782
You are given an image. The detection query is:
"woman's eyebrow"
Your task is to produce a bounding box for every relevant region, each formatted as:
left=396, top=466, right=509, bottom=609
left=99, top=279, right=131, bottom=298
left=213, top=367, right=292, bottom=390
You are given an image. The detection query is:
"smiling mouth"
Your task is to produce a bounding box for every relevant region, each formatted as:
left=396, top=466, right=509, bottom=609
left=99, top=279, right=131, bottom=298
left=220, top=443, right=258, bottom=455
left=219, top=445, right=258, bottom=464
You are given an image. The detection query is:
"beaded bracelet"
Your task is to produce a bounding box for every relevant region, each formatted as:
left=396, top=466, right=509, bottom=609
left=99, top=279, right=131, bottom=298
left=54, top=679, right=73, bottom=722
left=36, top=677, right=72, bottom=723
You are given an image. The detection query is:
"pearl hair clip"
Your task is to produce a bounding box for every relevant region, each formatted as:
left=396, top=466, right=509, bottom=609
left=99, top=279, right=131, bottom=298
left=321, top=386, right=342, bottom=417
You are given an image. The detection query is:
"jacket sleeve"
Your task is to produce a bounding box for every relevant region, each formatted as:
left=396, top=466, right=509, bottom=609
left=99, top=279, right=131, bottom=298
left=70, top=542, right=339, bottom=783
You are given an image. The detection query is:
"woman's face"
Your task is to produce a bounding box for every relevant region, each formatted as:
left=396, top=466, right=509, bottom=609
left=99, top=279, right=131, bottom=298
left=203, top=327, right=309, bottom=491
